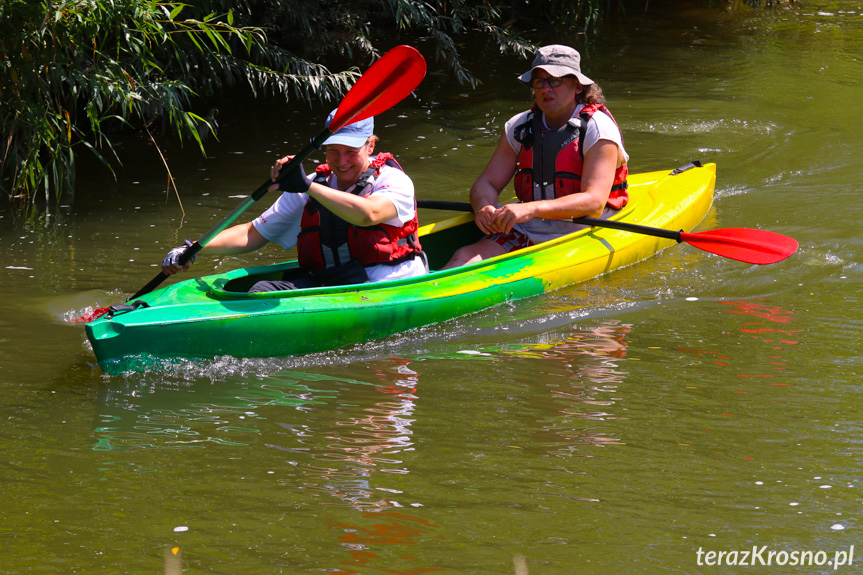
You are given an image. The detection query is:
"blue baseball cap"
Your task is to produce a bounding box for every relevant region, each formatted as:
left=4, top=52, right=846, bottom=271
left=322, top=108, right=375, bottom=147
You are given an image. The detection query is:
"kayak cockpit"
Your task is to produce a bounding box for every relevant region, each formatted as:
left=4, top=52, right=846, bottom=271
left=207, top=211, right=485, bottom=300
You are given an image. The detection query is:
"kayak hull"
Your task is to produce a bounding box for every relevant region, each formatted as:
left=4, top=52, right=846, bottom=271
left=86, top=163, right=716, bottom=371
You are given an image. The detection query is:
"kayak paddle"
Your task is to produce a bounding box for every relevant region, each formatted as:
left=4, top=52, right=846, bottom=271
left=571, top=216, right=799, bottom=265
left=76, top=45, right=427, bottom=323
left=416, top=200, right=799, bottom=265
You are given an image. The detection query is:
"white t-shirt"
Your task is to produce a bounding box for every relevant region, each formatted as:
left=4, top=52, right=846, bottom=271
left=253, top=162, right=425, bottom=282
left=502, top=105, right=629, bottom=244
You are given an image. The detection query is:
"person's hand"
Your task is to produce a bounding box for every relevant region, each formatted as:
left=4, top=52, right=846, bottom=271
left=270, top=155, right=291, bottom=181
left=269, top=155, right=311, bottom=193
left=161, top=239, right=196, bottom=275
left=490, top=202, right=536, bottom=234
left=474, top=204, right=500, bottom=234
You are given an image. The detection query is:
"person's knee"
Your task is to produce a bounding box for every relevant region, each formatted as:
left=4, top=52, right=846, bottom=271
left=443, top=244, right=483, bottom=269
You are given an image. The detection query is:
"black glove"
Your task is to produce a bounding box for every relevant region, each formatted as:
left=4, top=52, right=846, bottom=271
left=162, top=239, right=197, bottom=268
left=278, top=162, right=312, bottom=193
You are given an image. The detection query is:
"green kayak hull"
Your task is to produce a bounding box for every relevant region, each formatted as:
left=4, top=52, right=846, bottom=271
left=86, top=163, right=716, bottom=371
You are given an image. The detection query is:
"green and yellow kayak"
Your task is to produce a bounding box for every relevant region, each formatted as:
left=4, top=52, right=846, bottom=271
left=86, top=162, right=716, bottom=371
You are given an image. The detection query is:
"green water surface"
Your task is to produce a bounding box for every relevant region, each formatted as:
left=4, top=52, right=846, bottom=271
left=2, top=1, right=862, bottom=573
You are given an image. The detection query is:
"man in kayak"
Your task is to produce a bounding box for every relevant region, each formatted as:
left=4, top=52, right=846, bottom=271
left=161, top=109, right=427, bottom=290
left=443, top=44, right=629, bottom=269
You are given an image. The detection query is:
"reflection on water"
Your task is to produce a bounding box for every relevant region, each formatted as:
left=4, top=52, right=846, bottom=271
left=266, top=359, right=447, bottom=573
left=329, top=511, right=447, bottom=574
left=282, top=360, right=420, bottom=512
left=89, top=330, right=642, bottom=573
left=94, top=356, right=450, bottom=572
left=676, top=298, right=802, bottom=390
left=94, top=370, right=369, bottom=451
left=498, top=321, right=631, bottom=452
left=79, top=297, right=810, bottom=573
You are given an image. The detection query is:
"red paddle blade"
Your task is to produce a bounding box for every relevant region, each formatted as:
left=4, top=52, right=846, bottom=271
left=680, top=228, right=799, bottom=265
left=70, top=306, right=110, bottom=323
left=329, top=45, right=427, bottom=131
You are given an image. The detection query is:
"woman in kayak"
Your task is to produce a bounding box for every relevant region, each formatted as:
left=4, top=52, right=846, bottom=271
left=443, top=44, right=629, bottom=269
left=161, top=109, right=427, bottom=291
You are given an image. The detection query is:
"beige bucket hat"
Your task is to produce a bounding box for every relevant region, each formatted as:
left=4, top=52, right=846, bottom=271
left=518, top=45, right=594, bottom=86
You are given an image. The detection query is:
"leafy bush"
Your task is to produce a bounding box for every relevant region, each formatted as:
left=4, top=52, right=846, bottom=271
left=0, top=0, right=356, bottom=210
left=1, top=0, right=615, bottom=210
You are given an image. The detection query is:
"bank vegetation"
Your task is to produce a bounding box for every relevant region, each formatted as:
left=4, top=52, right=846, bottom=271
left=1, top=0, right=650, bottom=213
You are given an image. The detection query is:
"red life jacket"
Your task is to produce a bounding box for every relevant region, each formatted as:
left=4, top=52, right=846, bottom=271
left=513, top=104, right=629, bottom=210
left=297, top=153, right=423, bottom=271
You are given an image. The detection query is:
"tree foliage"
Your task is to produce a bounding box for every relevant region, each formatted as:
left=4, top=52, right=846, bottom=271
left=0, top=0, right=358, bottom=209
left=0, top=0, right=613, bottom=210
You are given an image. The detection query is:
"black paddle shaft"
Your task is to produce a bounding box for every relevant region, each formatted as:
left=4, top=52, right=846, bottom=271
left=416, top=200, right=685, bottom=243
left=571, top=217, right=684, bottom=243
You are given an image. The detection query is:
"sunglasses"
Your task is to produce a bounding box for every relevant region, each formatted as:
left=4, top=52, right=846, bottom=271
left=531, top=77, right=564, bottom=89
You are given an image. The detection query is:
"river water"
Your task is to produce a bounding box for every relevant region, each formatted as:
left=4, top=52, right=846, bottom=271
left=2, top=1, right=863, bottom=573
